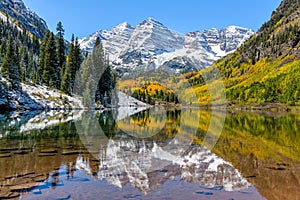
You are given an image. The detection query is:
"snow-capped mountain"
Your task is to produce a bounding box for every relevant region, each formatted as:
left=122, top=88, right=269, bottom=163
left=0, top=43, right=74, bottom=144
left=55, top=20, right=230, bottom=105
left=125, top=18, right=184, bottom=53
left=201, top=26, right=255, bottom=57
left=79, top=18, right=254, bottom=74
left=76, top=139, right=250, bottom=193
left=0, top=0, right=48, bottom=38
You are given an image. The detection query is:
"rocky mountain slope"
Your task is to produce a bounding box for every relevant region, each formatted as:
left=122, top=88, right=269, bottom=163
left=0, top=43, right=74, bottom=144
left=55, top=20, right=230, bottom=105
left=0, top=0, right=48, bottom=38
left=79, top=18, right=254, bottom=74
left=185, top=0, right=300, bottom=105
left=0, top=0, right=86, bottom=110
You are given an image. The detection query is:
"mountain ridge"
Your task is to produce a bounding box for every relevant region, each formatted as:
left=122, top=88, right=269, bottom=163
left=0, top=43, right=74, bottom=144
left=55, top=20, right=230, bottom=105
left=184, top=0, right=300, bottom=105
left=0, top=0, right=48, bottom=38
left=79, top=18, right=254, bottom=74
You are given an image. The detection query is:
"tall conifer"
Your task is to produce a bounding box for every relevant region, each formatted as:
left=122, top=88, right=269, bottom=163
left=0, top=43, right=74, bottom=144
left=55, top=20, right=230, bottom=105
left=56, top=22, right=66, bottom=83
left=1, top=36, right=21, bottom=89
left=37, top=31, right=50, bottom=83
left=43, top=32, right=59, bottom=88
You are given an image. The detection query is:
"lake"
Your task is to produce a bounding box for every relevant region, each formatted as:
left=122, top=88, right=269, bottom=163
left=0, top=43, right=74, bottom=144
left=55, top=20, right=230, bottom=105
left=0, top=107, right=299, bottom=200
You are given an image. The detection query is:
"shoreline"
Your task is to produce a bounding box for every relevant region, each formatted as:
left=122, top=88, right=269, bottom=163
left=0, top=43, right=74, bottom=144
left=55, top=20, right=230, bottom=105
left=1, top=102, right=300, bottom=113
left=162, top=102, right=300, bottom=113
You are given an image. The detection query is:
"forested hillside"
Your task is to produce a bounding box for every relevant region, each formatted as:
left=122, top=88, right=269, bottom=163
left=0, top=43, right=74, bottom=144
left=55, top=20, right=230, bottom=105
left=0, top=17, right=40, bottom=86
left=185, top=0, right=300, bottom=105
left=0, top=15, right=87, bottom=109
left=0, top=16, right=82, bottom=91
left=0, top=0, right=122, bottom=110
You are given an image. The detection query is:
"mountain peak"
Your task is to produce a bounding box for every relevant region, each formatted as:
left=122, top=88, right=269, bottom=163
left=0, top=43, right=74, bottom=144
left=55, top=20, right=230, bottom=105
left=112, top=22, right=134, bottom=31
left=225, top=25, right=254, bottom=33
left=139, top=17, right=165, bottom=27
left=79, top=20, right=253, bottom=74
left=146, top=17, right=155, bottom=22
left=117, top=22, right=133, bottom=29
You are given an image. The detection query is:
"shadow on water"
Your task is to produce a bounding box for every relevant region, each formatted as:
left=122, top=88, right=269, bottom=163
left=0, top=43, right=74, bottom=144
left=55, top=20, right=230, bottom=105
left=0, top=108, right=299, bottom=199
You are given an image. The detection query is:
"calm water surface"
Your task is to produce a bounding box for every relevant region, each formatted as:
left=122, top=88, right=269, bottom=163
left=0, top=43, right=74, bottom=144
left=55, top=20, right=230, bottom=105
left=0, top=108, right=299, bottom=200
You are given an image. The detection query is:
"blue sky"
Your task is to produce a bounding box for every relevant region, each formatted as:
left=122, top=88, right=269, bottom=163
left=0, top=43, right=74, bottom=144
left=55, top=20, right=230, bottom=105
left=23, top=0, right=282, bottom=40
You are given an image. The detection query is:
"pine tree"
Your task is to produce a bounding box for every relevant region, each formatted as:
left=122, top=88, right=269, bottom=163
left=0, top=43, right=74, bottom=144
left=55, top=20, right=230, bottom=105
left=61, top=36, right=73, bottom=94
left=61, top=34, right=82, bottom=94
left=0, top=17, right=41, bottom=85
left=43, top=32, right=59, bottom=88
left=1, top=39, right=11, bottom=80
left=1, top=36, right=21, bottom=89
left=14, top=42, right=20, bottom=66
left=61, top=61, right=71, bottom=95
left=93, top=37, right=108, bottom=105
left=32, top=35, right=40, bottom=55
left=27, top=49, right=35, bottom=81
left=72, top=36, right=117, bottom=107
left=71, top=37, right=82, bottom=87
left=92, top=37, right=116, bottom=106
left=19, top=43, right=29, bottom=82
left=0, top=42, right=6, bottom=63
left=37, top=31, right=50, bottom=83
left=56, top=21, right=66, bottom=82
left=81, top=55, right=97, bottom=106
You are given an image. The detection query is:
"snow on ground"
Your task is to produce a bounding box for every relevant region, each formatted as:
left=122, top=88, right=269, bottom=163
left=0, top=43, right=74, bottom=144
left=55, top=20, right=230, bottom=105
left=21, top=83, right=83, bottom=110
left=1, top=78, right=84, bottom=110
left=117, top=91, right=148, bottom=107
left=0, top=78, right=148, bottom=133
left=22, top=85, right=146, bottom=110
left=18, top=90, right=148, bottom=132
left=117, top=91, right=150, bottom=121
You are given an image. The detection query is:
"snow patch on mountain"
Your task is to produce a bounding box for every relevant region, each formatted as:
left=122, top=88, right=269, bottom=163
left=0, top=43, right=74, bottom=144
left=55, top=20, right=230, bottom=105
left=0, top=0, right=48, bottom=38
left=79, top=18, right=254, bottom=74
left=22, top=83, right=83, bottom=110
left=203, top=25, right=254, bottom=57
left=0, top=78, right=83, bottom=110
left=125, top=18, right=184, bottom=53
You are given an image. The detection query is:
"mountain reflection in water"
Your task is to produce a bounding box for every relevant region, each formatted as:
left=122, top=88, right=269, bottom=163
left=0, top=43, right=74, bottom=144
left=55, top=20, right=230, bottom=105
left=0, top=108, right=299, bottom=199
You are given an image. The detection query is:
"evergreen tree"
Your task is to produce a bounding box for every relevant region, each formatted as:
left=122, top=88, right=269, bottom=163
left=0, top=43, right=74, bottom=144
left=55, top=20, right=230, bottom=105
left=37, top=31, right=50, bottom=83
left=32, top=35, right=40, bottom=55
left=75, top=37, right=109, bottom=107
left=56, top=21, right=66, bottom=81
left=43, top=32, right=59, bottom=88
left=27, top=49, right=35, bottom=81
left=0, top=42, right=6, bottom=63
left=61, top=34, right=82, bottom=94
left=80, top=55, right=97, bottom=107
left=72, top=37, right=82, bottom=87
left=92, top=37, right=116, bottom=107
left=14, top=42, right=20, bottom=66
left=1, top=36, right=21, bottom=89
left=19, top=43, right=29, bottom=81
left=61, top=61, right=71, bottom=95
left=94, top=37, right=101, bottom=47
